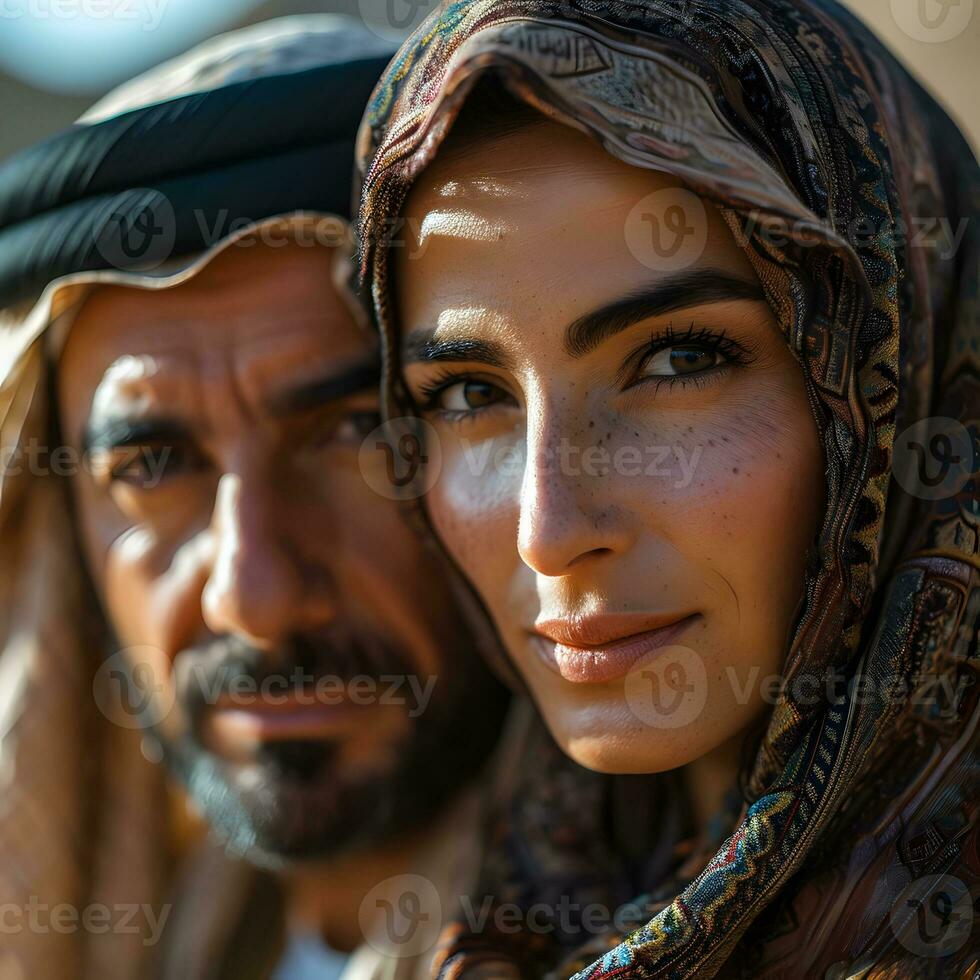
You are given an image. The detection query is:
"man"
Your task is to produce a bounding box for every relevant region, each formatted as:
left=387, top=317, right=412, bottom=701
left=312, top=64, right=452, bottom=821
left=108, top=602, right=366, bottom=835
left=0, top=18, right=509, bottom=980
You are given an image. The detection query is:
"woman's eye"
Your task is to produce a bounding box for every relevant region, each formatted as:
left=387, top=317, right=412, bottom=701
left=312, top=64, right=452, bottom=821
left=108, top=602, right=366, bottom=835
left=437, top=380, right=511, bottom=413
left=640, top=345, right=722, bottom=378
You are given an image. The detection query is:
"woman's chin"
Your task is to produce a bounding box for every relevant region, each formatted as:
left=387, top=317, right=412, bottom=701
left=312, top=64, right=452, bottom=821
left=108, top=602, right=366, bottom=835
left=543, top=697, right=758, bottom=776
left=555, top=716, right=714, bottom=776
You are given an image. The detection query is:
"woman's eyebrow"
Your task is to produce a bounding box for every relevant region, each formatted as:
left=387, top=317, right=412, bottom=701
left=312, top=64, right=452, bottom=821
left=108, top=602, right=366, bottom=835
left=401, top=334, right=513, bottom=369
left=564, top=270, right=764, bottom=357
left=400, top=271, right=762, bottom=367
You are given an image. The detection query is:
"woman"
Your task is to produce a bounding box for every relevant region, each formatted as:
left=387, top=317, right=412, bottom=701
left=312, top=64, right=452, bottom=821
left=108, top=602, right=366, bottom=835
left=357, top=1, right=978, bottom=976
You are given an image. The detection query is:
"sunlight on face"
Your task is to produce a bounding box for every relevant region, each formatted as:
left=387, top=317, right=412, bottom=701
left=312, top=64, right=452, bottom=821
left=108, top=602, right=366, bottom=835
left=396, top=120, right=825, bottom=775
left=57, top=240, right=507, bottom=857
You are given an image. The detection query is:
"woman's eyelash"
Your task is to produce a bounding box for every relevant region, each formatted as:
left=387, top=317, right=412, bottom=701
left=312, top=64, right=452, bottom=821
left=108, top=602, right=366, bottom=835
left=623, top=322, right=753, bottom=385
left=414, top=322, right=753, bottom=411
left=415, top=368, right=474, bottom=410
left=644, top=322, right=749, bottom=362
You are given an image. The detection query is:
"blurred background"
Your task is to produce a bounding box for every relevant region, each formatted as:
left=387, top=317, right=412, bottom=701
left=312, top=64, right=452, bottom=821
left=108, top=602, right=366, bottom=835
left=0, top=0, right=977, bottom=159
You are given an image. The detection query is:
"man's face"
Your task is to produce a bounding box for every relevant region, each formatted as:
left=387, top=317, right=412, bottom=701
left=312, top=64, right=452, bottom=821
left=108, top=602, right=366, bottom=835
left=57, top=238, right=506, bottom=862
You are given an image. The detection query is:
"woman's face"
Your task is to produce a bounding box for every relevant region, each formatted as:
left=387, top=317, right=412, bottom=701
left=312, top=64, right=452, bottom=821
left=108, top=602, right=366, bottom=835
left=396, top=119, right=825, bottom=774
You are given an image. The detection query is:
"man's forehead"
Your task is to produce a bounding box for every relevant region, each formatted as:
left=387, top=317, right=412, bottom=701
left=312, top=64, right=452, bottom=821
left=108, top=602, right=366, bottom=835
left=61, top=245, right=375, bottom=398
left=89, top=338, right=373, bottom=402
left=58, top=310, right=378, bottom=455
left=70, top=305, right=374, bottom=396
left=71, top=238, right=358, bottom=341
left=86, top=306, right=368, bottom=364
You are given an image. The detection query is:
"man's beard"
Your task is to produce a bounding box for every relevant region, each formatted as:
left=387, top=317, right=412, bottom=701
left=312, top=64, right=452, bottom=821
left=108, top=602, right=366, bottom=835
left=155, top=628, right=508, bottom=866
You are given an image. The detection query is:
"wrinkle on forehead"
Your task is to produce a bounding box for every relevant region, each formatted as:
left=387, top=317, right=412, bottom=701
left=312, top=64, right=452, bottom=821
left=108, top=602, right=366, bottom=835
left=82, top=320, right=367, bottom=440
left=92, top=353, right=167, bottom=410
left=89, top=351, right=201, bottom=425
left=90, top=308, right=346, bottom=358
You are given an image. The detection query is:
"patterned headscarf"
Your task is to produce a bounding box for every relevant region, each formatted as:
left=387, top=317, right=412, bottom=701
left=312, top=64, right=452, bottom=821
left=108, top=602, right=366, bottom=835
left=356, top=1, right=979, bottom=976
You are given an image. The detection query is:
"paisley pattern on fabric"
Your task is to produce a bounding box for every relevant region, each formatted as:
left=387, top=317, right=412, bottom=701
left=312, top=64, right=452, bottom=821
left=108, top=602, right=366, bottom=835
left=356, top=1, right=979, bottom=976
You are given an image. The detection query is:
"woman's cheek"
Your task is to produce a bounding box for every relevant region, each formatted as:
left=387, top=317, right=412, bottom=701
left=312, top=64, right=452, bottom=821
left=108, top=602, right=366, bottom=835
left=667, top=389, right=822, bottom=667
left=427, top=429, right=524, bottom=597
left=606, top=410, right=742, bottom=539
left=624, top=379, right=820, bottom=545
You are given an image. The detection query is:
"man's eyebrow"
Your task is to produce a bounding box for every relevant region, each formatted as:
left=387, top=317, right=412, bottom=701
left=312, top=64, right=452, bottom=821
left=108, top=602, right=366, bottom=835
left=564, top=270, right=765, bottom=358
left=81, top=417, right=192, bottom=455
left=401, top=334, right=513, bottom=369
left=266, top=358, right=381, bottom=415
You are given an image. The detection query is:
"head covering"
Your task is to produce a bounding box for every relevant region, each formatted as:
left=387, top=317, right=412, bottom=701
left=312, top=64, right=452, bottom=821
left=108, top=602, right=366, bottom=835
left=0, top=14, right=394, bottom=309
left=0, top=17, right=391, bottom=980
left=356, top=1, right=979, bottom=976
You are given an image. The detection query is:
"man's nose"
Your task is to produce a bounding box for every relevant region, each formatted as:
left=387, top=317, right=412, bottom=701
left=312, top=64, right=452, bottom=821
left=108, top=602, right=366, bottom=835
left=201, top=473, right=335, bottom=647
left=516, top=408, right=634, bottom=578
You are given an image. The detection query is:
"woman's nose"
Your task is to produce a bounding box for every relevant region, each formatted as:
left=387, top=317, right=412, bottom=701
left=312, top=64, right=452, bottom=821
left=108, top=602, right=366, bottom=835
left=201, top=473, right=335, bottom=647
left=516, top=409, right=634, bottom=577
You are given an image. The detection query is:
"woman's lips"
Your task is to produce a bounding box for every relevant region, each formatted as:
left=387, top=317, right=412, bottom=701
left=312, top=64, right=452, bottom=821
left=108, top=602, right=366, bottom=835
left=530, top=613, right=698, bottom=684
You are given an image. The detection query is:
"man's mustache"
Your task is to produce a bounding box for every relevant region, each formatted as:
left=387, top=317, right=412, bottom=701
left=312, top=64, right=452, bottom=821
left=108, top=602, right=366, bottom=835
left=172, top=629, right=416, bottom=725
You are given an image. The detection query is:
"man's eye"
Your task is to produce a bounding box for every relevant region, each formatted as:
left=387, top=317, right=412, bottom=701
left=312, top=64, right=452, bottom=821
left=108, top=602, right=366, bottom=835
left=438, top=380, right=511, bottom=413
left=640, top=345, right=723, bottom=378
left=104, top=444, right=192, bottom=488
left=333, top=410, right=382, bottom=442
